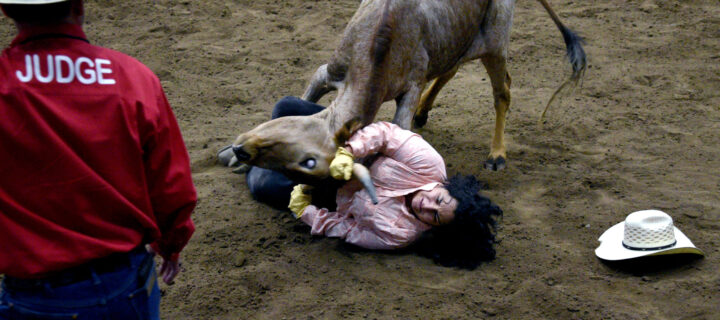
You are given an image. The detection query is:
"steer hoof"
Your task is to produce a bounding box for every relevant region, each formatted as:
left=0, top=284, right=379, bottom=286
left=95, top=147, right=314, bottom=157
left=484, top=156, right=506, bottom=171
left=413, top=114, right=428, bottom=128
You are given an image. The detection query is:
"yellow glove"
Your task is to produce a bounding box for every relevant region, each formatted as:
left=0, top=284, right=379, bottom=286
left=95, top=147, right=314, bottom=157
left=288, top=184, right=312, bottom=218
left=329, top=147, right=354, bottom=180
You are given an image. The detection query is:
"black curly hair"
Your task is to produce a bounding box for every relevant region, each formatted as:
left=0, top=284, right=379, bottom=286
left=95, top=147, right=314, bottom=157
left=415, top=174, right=502, bottom=269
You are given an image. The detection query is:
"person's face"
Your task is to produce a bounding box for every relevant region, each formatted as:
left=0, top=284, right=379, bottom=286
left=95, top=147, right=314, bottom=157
left=410, top=186, right=457, bottom=226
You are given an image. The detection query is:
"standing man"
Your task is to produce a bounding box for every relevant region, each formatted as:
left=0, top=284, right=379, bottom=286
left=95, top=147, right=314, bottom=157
left=0, top=0, right=197, bottom=319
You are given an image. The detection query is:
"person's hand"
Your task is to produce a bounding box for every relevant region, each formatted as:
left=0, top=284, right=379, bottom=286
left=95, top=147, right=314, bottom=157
left=159, top=258, right=181, bottom=285
left=288, top=184, right=313, bottom=218
left=329, top=147, right=354, bottom=180
left=146, top=245, right=183, bottom=285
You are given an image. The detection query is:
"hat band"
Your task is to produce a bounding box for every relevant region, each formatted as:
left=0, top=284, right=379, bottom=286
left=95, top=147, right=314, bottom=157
left=622, top=240, right=677, bottom=251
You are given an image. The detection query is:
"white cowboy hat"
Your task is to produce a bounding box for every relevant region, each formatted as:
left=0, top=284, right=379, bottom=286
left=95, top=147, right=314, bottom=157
left=0, top=0, right=67, bottom=4
left=595, top=210, right=704, bottom=261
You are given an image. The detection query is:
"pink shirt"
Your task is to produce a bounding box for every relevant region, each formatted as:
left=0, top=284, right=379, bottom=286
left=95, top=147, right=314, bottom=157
left=300, top=122, right=447, bottom=249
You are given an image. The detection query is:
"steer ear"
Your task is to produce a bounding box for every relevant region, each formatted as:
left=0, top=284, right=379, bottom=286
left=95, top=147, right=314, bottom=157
left=333, top=117, right=363, bottom=146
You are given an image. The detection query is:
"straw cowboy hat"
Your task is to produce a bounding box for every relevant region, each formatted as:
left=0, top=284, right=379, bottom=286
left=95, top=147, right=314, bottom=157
left=595, top=210, right=704, bottom=261
left=0, top=0, right=67, bottom=4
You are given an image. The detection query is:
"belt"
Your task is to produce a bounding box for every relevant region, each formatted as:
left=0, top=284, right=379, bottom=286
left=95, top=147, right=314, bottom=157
left=4, top=246, right=148, bottom=290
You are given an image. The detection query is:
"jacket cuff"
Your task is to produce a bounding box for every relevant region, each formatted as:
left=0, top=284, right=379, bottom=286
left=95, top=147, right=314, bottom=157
left=150, top=242, right=181, bottom=262
left=299, top=205, right=316, bottom=225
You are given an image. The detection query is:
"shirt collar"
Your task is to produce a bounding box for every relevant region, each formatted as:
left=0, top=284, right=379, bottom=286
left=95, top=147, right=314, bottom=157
left=10, top=23, right=87, bottom=47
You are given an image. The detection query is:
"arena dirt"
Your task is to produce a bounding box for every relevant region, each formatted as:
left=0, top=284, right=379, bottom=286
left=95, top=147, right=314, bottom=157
left=2, top=1, right=718, bottom=319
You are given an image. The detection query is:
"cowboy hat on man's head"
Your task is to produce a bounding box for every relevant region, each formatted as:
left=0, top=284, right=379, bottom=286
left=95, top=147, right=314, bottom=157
left=0, top=0, right=68, bottom=4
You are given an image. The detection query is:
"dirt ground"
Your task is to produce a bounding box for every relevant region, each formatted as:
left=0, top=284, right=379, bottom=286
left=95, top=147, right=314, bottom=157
left=2, top=0, right=719, bottom=319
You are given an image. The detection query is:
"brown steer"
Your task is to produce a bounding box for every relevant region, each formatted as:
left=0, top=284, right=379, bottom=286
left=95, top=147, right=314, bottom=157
left=231, top=0, right=586, bottom=182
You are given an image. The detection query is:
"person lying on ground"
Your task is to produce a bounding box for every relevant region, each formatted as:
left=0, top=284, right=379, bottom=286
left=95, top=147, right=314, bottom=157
left=289, top=121, right=503, bottom=269
left=220, top=97, right=502, bottom=268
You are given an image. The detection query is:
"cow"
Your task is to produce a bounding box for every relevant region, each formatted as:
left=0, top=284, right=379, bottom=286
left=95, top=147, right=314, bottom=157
left=229, top=0, right=586, bottom=183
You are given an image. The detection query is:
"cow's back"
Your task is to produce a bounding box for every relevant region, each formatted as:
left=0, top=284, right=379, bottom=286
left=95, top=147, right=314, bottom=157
left=329, top=0, right=489, bottom=82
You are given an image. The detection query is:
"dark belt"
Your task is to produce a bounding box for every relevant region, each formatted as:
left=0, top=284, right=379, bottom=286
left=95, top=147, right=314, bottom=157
left=4, top=246, right=148, bottom=290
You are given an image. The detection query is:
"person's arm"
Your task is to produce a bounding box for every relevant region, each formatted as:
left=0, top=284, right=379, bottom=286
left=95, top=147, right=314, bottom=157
left=344, top=122, right=415, bottom=159
left=143, top=82, right=197, bottom=283
left=300, top=204, right=419, bottom=250
left=345, top=122, right=446, bottom=181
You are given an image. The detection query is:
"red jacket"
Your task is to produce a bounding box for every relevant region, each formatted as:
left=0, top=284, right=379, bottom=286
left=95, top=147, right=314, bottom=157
left=0, top=24, right=197, bottom=278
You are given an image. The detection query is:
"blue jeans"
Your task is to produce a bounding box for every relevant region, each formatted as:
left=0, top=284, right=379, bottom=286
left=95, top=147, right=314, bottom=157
left=0, top=248, right=160, bottom=320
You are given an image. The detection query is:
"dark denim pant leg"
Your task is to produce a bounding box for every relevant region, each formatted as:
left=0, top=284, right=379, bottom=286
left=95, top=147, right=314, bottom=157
left=0, top=249, right=160, bottom=320
left=246, top=166, right=296, bottom=210
left=271, top=96, right=325, bottom=119
left=246, top=96, right=325, bottom=209
left=0, top=301, right=6, bottom=319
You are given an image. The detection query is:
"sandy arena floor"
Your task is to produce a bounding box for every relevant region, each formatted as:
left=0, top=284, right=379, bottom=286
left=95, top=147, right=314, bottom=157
left=2, top=1, right=719, bottom=319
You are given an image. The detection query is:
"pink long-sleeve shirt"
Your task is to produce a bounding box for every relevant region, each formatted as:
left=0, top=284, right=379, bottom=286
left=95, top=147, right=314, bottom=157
left=300, top=122, right=447, bottom=249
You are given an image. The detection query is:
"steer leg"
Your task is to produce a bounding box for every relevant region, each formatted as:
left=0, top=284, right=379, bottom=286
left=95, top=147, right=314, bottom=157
left=481, top=54, right=512, bottom=171
left=301, top=64, right=335, bottom=102
left=413, top=66, right=459, bottom=128
left=392, top=83, right=424, bottom=130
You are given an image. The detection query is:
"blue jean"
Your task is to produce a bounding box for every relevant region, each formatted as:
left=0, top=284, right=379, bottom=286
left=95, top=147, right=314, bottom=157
left=0, top=248, right=160, bottom=320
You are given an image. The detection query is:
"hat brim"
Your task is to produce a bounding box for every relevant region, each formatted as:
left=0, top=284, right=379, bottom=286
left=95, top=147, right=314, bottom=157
left=0, top=0, right=67, bottom=4
left=595, top=222, right=704, bottom=261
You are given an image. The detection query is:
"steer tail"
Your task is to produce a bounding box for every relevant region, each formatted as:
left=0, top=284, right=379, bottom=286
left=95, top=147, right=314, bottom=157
left=536, top=0, right=587, bottom=123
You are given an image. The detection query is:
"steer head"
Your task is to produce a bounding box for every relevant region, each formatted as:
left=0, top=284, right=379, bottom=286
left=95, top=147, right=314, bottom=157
left=232, top=115, right=361, bottom=184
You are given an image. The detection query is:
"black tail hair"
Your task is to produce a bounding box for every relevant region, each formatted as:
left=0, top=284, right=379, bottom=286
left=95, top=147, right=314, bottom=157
left=536, top=0, right=588, bottom=121
left=559, top=26, right=587, bottom=83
